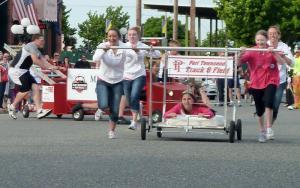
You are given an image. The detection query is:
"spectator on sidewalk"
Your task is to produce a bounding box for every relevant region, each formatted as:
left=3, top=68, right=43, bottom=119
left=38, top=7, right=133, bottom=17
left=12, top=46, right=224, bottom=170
left=74, top=55, right=91, bottom=69
left=0, top=53, right=9, bottom=112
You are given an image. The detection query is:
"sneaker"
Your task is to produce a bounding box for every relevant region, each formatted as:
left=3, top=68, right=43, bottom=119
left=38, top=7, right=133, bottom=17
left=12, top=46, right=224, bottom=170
left=36, top=109, right=52, bottom=119
left=117, top=116, right=131, bottom=125
left=228, top=101, right=234, bottom=107
left=238, top=101, right=242, bottom=107
left=266, top=128, right=275, bottom=140
left=251, top=101, right=255, bottom=106
left=108, top=131, right=116, bottom=139
left=71, top=103, right=82, bottom=114
left=128, top=121, right=138, bottom=130
left=8, top=104, right=17, bottom=120
left=94, top=109, right=103, bottom=121
left=287, top=105, right=294, bottom=110
left=258, top=131, right=267, bottom=143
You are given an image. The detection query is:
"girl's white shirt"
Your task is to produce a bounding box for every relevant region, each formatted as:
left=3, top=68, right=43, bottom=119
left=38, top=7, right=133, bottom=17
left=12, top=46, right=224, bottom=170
left=123, top=41, right=161, bottom=80
left=267, top=41, right=295, bottom=84
left=93, top=41, right=126, bottom=84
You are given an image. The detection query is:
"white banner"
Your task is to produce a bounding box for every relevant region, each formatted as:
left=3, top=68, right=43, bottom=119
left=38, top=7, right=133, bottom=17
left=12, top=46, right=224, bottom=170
left=42, top=86, right=54, bottom=102
left=67, top=69, right=99, bottom=101
left=167, top=56, right=234, bottom=78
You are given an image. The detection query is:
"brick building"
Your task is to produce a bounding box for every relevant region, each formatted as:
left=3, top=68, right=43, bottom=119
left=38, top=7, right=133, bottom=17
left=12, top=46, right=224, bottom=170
left=0, top=0, right=62, bottom=55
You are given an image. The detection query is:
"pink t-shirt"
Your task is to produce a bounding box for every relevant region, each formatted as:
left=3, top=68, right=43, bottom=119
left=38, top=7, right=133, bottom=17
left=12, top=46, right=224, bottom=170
left=164, top=103, right=215, bottom=119
left=240, top=46, right=279, bottom=89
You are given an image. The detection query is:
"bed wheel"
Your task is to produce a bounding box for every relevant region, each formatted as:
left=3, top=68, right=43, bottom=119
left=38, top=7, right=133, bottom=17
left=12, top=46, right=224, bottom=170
left=229, top=120, right=235, bottom=143
left=157, top=127, right=162, bottom=138
left=73, top=109, right=84, bottom=121
left=22, top=105, right=30, bottom=118
left=236, top=119, right=242, bottom=141
left=152, top=110, right=162, bottom=123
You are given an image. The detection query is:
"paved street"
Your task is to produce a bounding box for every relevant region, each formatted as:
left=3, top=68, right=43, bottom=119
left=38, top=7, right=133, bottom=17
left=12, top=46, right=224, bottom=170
left=0, top=104, right=299, bottom=188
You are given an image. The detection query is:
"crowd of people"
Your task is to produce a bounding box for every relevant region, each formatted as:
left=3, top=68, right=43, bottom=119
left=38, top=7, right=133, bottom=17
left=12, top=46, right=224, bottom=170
left=1, top=24, right=299, bottom=142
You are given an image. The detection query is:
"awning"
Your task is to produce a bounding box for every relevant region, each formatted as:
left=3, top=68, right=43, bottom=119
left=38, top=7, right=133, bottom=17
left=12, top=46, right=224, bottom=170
left=34, top=0, right=57, bottom=22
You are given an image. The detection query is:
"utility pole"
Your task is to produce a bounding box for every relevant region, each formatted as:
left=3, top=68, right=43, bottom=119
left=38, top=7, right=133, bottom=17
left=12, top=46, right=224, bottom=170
left=173, top=0, right=178, bottom=40
left=190, top=0, right=196, bottom=47
left=136, top=0, right=142, bottom=28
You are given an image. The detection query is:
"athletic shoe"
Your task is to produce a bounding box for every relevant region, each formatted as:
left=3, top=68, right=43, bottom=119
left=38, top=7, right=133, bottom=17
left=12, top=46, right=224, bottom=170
left=71, top=103, right=82, bottom=114
left=266, top=128, right=275, bottom=140
left=238, top=101, right=242, bottom=107
left=108, top=131, right=116, bottom=139
left=8, top=104, right=17, bottom=120
left=128, top=121, right=138, bottom=130
left=228, top=101, right=234, bottom=107
left=251, top=101, right=255, bottom=106
left=117, top=116, right=131, bottom=125
left=94, top=109, right=103, bottom=121
left=287, top=105, right=294, bottom=110
left=36, top=109, right=52, bottom=119
left=258, top=131, right=267, bottom=143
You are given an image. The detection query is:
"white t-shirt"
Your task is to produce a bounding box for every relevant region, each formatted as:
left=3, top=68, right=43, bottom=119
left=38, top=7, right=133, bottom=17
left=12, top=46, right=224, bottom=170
left=123, top=41, right=160, bottom=80
left=93, top=41, right=126, bottom=84
left=267, top=41, right=295, bottom=84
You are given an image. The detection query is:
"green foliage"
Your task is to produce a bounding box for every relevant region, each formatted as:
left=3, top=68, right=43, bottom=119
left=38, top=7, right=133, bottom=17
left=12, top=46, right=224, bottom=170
left=78, top=6, right=129, bottom=51
left=201, top=29, right=227, bottom=47
left=215, top=0, right=300, bottom=46
left=143, top=16, right=185, bottom=40
left=62, top=2, right=77, bottom=47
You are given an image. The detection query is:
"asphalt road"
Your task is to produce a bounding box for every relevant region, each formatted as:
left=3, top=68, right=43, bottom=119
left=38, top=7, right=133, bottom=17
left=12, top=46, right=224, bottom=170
left=0, top=103, right=299, bottom=188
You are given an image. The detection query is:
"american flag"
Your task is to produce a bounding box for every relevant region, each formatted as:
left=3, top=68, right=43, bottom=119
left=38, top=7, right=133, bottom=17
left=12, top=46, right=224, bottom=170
left=13, top=0, right=38, bottom=25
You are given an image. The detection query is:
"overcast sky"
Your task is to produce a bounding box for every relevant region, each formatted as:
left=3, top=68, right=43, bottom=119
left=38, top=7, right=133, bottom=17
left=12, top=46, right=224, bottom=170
left=63, top=0, right=219, bottom=46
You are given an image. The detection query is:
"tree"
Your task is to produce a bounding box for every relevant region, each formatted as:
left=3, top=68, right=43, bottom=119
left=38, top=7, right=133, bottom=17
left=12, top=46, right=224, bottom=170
left=215, top=0, right=300, bottom=46
left=143, top=16, right=185, bottom=43
left=201, top=29, right=227, bottom=47
left=62, top=2, right=77, bottom=48
left=78, top=6, right=129, bottom=51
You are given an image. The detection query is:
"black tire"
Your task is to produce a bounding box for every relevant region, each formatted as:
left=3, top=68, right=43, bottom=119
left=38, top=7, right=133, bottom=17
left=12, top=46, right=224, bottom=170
left=236, top=119, right=242, bottom=141
left=22, top=105, right=30, bottom=118
left=72, top=109, right=84, bottom=121
left=152, top=110, right=162, bottom=123
left=229, top=120, right=235, bottom=143
left=157, top=127, right=162, bottom=138
left=56, top=114, right=63, bottom=118
left=141, top=118, right=147, bottom=140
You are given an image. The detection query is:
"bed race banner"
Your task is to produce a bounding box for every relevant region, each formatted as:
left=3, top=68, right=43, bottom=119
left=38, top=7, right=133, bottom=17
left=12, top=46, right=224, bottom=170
left=167, top=56, right=234, bottom=78
left=67, top=69, right=99, bottom=101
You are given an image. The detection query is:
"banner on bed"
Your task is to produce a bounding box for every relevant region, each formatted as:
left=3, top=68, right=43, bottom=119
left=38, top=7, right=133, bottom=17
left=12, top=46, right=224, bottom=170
left=67, top=69, right=99, bottom=101
left=167, top=56, right=234, bottom=78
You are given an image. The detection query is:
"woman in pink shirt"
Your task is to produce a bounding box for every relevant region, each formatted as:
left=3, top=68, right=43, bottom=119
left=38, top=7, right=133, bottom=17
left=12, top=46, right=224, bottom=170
left=164, top=90, right=215, bottom=119
left=239, top=30, right=284, bottom=143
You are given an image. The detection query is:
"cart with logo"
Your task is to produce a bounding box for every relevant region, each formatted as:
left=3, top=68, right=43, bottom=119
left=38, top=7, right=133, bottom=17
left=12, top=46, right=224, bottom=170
left=140, top=47, right=242, bottom=143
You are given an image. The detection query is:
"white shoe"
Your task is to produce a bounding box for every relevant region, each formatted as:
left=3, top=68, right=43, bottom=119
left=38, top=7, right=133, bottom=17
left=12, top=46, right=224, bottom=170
left=36, top=109, right=52, bottom=119
left=8, top=104, right=17, bottom=120
left=251, top=101, right=255, bottom=106
left=128, top=121, right=138, bottom=130
left=287, top=105, right=294, bottom=110
left=258, top=131, right=267, bottom=143
left=94, top=109, right=103, bottom=121
left=108, top=131, right=116, bottom=139
left=266, top=128, right=274, bottom=140
left=238, top=101, right=242, bottom=107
